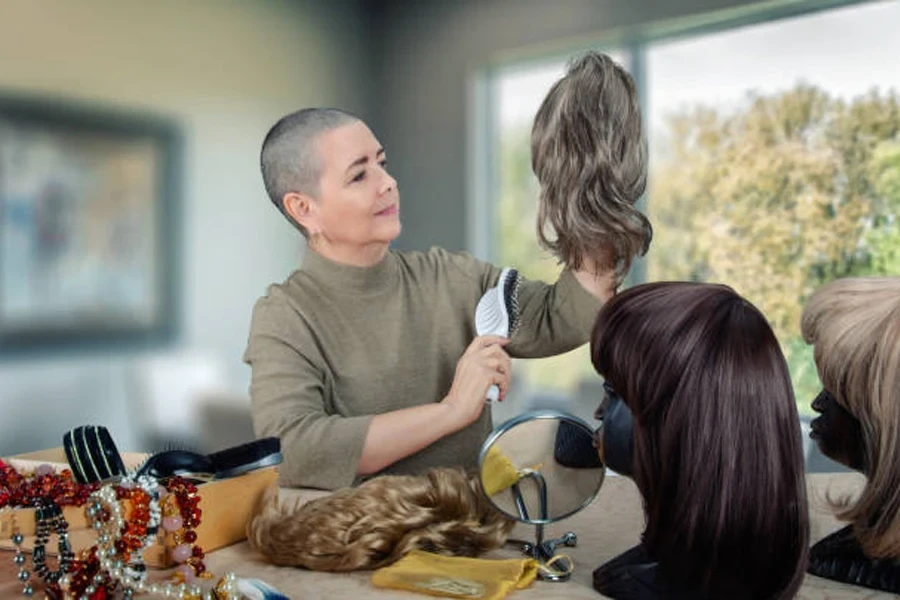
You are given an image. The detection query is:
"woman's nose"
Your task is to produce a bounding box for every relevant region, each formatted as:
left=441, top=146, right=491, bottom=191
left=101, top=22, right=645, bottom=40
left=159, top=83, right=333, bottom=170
left=380, top=169, right=397, bottom=194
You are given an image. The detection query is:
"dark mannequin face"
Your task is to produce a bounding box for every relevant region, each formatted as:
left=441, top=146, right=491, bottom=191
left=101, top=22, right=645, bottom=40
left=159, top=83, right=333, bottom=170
left=810, top=390, right=866, bottom=472
left=594, top=382, right=635, bottom=477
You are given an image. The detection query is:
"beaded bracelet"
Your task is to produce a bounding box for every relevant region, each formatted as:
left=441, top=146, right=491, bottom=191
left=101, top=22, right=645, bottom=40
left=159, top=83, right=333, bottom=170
left=162, top=476, right=208, bottom=582
left=31, top=498, right=74, bottom=585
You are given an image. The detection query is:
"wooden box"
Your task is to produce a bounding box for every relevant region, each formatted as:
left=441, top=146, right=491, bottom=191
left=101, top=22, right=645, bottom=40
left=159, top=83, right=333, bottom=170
left=0, top=447, right=278, bottom=567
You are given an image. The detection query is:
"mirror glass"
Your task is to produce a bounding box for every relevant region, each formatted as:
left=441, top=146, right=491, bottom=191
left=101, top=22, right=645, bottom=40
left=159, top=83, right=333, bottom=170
left=479, top=410, right=605, bottom=524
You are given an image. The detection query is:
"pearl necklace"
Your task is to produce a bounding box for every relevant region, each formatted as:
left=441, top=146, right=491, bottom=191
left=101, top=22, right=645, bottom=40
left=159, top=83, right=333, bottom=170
left=60, top=476, right=240, bottom=599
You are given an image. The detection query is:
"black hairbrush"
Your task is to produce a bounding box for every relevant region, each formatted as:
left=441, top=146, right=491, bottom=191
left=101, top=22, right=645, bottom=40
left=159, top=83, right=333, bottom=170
left=135, top=437, right=282, bottom=480
left=208, top=437, right=282, bottom=479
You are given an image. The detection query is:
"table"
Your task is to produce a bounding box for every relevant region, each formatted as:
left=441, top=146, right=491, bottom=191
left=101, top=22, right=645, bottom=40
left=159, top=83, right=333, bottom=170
left=1, top=473, right=891, bottom=599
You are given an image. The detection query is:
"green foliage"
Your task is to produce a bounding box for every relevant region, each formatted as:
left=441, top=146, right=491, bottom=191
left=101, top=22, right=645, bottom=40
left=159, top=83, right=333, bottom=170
left=648, top=85, right=900, bottom=338
left=783, top=337, right=820, bottom=417
left=860, top=140, right=900, bottom=274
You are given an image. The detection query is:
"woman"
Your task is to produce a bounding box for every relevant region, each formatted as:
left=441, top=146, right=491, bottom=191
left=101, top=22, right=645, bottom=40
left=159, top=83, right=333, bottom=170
left=245, top=51, right=651, bottom=491
left=801, top=277, right=900, bottom=592
left=590, top=282, right=809, bottom=599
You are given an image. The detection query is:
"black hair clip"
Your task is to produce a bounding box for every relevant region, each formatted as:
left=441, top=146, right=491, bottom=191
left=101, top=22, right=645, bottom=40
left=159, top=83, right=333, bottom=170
left=62, top=425, right=128, bottom=484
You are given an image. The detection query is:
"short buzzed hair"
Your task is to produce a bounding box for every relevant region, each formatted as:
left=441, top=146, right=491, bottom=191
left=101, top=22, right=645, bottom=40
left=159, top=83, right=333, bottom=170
left=260, top=107, right=360, bottom=235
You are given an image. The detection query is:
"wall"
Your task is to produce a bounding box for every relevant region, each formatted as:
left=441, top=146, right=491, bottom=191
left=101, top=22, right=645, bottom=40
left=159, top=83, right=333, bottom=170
left=0, top=0, right=372, bottom=455
left=0, top=0, right=796, bottom=457
left=370, top=0, right=782, bottom=254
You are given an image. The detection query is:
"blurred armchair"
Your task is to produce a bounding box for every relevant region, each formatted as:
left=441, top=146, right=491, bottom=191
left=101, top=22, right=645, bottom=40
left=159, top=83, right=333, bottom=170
left=128, top=352, right=253, bottom=454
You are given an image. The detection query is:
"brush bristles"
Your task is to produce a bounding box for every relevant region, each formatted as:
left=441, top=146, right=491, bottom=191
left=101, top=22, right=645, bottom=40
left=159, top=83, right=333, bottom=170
left=503, top=269, right=521, bottom=335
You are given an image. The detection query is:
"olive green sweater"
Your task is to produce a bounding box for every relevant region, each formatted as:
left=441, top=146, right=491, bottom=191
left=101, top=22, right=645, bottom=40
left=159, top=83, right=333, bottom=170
left=244, top=246, right=601, bottom=489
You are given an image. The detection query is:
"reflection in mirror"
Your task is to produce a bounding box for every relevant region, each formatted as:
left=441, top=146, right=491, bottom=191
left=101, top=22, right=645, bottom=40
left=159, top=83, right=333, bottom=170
left=479, top=410, right=605, bottom=524
left=478, top=410, right=605, bottom=582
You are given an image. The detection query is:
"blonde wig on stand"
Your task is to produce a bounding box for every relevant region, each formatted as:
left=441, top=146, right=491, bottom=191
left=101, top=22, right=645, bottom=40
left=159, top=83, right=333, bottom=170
left=802, top=276, right=900, bottom=558
left=247, top=467, right=515, bottom=571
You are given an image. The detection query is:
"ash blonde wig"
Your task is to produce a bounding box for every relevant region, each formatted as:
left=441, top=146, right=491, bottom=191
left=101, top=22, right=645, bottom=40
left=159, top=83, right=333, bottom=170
left=802, top=276, right=900, bottom=558
left=531, top=51, right=652, bottom=281
left=247, top=468, right=515, bottom=571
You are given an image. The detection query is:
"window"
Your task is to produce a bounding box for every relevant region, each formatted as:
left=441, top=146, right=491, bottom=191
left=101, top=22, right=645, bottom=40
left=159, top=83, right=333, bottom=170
left=646, top=0, right=900, bottom=413
left=483, top=0, right=900, bottom=419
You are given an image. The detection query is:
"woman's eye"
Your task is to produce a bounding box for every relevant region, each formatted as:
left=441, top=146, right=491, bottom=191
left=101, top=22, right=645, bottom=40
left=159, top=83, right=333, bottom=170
left=378, top=159, right=388, bottom=168
left=351, top=171, right=366, bottom=183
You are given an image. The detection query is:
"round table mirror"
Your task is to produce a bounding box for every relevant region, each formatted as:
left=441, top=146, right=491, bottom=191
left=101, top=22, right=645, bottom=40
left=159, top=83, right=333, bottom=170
left=478, top=410, right=606, bottom=581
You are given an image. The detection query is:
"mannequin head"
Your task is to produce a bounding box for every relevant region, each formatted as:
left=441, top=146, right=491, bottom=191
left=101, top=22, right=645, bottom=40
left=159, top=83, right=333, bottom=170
left=801, top=276, right=900, bottom=558
left=593, top=382, right=633, bottom=477
left=809, top=389, right=866, bottom=471
left=591, top=282, right=809, bottom=599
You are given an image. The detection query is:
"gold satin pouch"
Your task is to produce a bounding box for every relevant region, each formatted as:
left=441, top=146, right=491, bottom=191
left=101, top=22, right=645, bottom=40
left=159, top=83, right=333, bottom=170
left=371, top=550, right=538, bottom=599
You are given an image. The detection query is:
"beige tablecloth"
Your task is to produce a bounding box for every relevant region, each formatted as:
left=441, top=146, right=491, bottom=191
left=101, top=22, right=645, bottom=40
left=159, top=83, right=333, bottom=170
left=1, top=472, right=889, bottom=599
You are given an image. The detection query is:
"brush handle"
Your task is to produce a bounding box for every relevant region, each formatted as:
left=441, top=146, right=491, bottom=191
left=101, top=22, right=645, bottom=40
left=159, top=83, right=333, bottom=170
left=486, top=384, right=500, bottom=403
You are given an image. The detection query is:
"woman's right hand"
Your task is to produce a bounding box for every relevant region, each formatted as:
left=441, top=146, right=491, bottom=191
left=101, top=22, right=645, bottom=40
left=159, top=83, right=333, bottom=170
left=442, top=335, right=512, bottom=429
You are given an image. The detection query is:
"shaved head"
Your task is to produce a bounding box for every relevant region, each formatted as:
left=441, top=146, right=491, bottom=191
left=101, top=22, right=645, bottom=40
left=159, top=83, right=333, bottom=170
left=260, top=107, right=360, bottom=234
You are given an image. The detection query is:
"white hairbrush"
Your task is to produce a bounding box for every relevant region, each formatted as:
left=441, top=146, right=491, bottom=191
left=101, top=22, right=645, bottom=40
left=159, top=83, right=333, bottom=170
left=475, top=267, right=521, bottom=402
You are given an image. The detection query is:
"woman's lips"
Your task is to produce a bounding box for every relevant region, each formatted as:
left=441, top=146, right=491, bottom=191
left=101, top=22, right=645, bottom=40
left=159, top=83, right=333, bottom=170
left=376, top=205, right=398, bottom=216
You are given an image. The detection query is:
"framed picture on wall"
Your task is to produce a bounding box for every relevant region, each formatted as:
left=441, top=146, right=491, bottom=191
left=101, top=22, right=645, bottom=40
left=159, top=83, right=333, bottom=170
left=0, top=94, right=181, bottom=353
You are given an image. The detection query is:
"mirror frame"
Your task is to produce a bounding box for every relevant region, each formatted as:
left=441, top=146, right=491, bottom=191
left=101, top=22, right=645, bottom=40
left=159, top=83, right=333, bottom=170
left=478, top=409, right=605, bottom=525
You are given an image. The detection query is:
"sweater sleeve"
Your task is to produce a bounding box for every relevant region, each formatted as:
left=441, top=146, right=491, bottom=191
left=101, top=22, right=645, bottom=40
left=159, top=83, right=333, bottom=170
left=441, top=249, right=603, bottom=359
left=244, top=293, right=372, bottom=490
left=509, top=268, right=603, bottom=358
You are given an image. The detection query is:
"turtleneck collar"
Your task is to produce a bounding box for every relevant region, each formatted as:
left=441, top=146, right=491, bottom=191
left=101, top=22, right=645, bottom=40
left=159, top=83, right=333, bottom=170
left=300, top=245, right=398, bottom=295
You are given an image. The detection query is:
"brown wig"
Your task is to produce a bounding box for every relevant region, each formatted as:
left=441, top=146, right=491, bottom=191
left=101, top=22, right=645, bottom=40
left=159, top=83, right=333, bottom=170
left=591, top=282, right=809, bottom=599
left=246, top=467, right=515, bottom=571
left=801, top=277, right=900, bottom=558
left=531, top=51, right=652, bottom=281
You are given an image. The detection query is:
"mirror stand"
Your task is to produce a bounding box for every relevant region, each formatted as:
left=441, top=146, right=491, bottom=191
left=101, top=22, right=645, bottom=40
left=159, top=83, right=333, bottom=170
left=479, top=410, right=605, bottom=584
left=506, top=470, right=578, bottom=581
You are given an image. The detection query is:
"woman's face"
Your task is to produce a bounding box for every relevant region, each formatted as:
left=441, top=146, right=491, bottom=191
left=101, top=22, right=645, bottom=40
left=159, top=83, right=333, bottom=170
left=810, top=390, right=866, bottom=472
left=305, top=121, right=401, bottom=252
left=593, top=382, right=634, bottom=476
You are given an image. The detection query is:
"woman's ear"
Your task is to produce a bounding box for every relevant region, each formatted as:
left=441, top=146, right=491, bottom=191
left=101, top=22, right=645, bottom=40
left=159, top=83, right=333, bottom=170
left=283, top=192, right=319, bottom=235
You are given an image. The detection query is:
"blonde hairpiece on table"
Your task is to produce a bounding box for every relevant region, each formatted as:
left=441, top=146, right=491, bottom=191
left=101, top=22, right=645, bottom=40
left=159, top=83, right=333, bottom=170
left=248, top=467, right=515, bottom=571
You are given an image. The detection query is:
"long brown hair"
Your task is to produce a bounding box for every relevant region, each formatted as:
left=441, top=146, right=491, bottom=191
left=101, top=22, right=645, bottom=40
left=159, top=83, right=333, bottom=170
left=591, top=282, right=809, bottom=599
left=247, top=468, right=514, bottom=571
left=531, top=51, right=652, bottom=280
left=802, top=276, right=900, bottom=558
